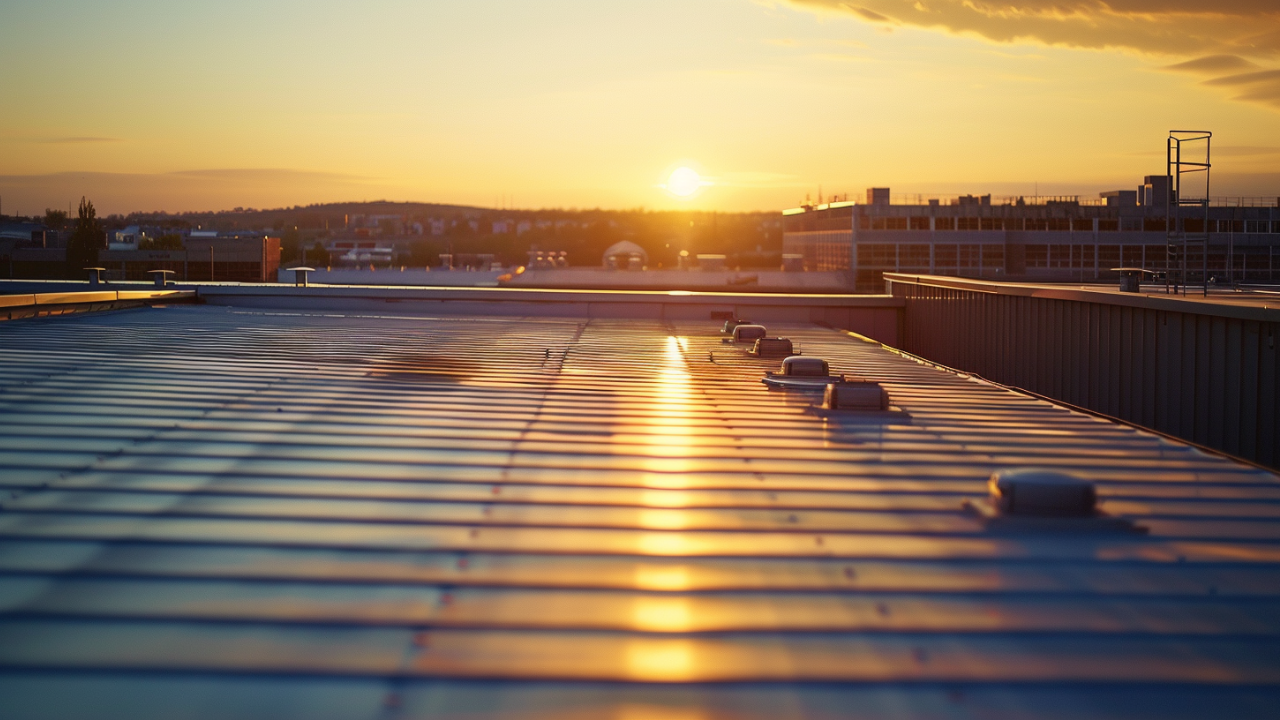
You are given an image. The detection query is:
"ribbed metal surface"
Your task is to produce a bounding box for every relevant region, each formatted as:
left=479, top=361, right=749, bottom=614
left=2, top=304, right=1279, bottom=718
left=887, top=275, right=1280, bottom=470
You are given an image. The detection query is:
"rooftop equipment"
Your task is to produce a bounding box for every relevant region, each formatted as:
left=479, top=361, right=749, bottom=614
left=731, top=324, right=767, bottom=343
left=781, top=356, right=828, bottom=376
left=147, top=269, right=174, bottom=288
left=1112, top=267, right=1154, bottom=293
left=748, top=337, right=794, bottom=358
left=289, top=267, right=315, bottom=287
left=721, top=318, right=752, bottom=333
left=1165, top=130, right=1212, bottom=296
left=762, top=356, right=843, bottom=389
left=964, top=468, right=1144, bottom=534
left=988, top=468, right=1097, bottom=517
left=822, top=380, right=889, bottom=412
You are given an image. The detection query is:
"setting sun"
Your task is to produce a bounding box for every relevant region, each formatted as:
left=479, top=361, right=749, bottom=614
left=665, top=167, right=704, bottom=198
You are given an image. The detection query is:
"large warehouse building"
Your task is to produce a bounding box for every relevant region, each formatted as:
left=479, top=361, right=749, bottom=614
left=783, top=177, right=1280, bottom=293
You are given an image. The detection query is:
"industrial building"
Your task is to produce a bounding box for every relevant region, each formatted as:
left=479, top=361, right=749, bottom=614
left=0, top=233, right=281, bottom=283
left=784, top=177, right=1280, bottom=293
left=0, top=283, right=1278, bottom=718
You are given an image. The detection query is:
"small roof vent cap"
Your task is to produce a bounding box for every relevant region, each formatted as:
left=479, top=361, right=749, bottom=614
left=750, top=337, right=794, bottom=358
left=989, top=468, right=1097, bottom=517
left=824, top=380, right=888, bottom=411
left=722, top=318, right=752, bottom=333
left=782, top=356, right=829, bottom=377
left=732, top=324, right=768, bottom=343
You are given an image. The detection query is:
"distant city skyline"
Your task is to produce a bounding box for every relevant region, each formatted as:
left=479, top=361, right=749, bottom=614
left=1, top=0, right=1278, bottom=215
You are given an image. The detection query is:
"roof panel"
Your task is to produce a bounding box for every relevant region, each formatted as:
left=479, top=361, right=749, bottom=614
left=2, top=304, right=1279, bottom=717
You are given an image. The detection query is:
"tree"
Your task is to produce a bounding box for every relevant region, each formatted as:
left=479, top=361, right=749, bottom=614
left=303, top=240, right=328, bottom=266
left=138, top=233, right=184, bottom=251
left=65, top=197, right=103, bottom=278
left=43, top=208, right=68, bottom=230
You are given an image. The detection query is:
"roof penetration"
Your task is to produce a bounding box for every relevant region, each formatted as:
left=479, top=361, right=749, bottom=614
left=1, top=303, right=1279, bottom=719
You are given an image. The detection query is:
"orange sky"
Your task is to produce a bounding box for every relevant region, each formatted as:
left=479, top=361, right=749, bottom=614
left=1, top=0, right=1277, bottom=215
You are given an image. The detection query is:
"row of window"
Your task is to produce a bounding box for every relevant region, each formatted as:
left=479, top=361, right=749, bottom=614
left=1026, top=245, right=1280, bottom=270
left=858, top=244, right=1004, bottom=270
left=789, top=238, right=1280, bottom=275
left=856, top=217, right=1280, bottom=233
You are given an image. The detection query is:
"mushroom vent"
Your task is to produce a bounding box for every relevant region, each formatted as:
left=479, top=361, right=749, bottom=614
left=824, top=381, right=888, bottom=411
left=722, top=318, right=752, bottom=333
left=732, top=324, right=768, bottom=343
left=782, top=356, right=829, bottom=377
left=750, top=337, right=794, bottom=358
left=989, top=469, right=1097, bottom=517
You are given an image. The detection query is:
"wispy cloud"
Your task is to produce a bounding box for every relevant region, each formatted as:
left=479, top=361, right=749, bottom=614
left=785, top=1, right=1280, bottom=109
left=167, top=168, right=372, bottom=184
left=1164, top=59, right=1280, bottom=109
left=1163, top=55, right=1261, bottom=74
left=788, top=1, right=1280, bottom=55
left=0, top=169, right=407, bottom=214
left=1211, top=145, right=1280, bottom=157
left=35, top=136, right=123, bottom=145
left=715, top=171, right=804, bottom=188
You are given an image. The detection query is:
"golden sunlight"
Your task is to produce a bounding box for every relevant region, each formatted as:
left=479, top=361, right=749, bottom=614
left=664, top=167, right=705, bottom=198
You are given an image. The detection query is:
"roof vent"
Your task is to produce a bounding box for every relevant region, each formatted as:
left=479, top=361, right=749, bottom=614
left=290, top=267, right=315, bottom=287
left=749, top=337, right=794, bottom=358
left=989, top=469, right=1096, bottom=517
left=147, top=269, right=175, bottom=288
left=963, top=468, right=1143, bottom=534
left=762, top=356, right=843, bottom=389
left=732, top=324, right=767, bottom=343
left=781, top=356, right=828, bottom=376
left=823, top=380, right=888, bottom=411
left=722, top=318, right=751, bottom=333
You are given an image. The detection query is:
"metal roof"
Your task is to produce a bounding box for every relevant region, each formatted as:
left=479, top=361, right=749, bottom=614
left=2, top=302, right=1279, bottom=718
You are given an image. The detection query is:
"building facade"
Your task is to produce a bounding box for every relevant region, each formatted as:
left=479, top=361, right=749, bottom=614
left=784, top=178, right=1280, bottom=293
left=2, top=235, right=280, bottom=283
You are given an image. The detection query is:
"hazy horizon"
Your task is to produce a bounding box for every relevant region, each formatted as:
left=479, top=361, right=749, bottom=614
left=2, top=1, right=1278, bottom=216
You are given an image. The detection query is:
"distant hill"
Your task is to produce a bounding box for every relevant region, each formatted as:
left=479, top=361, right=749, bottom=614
left=93, top=201, right=782, bottom=270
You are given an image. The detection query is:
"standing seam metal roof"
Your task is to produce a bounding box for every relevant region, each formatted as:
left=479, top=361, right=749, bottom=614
left=1, top=303, right=1279, bottom=718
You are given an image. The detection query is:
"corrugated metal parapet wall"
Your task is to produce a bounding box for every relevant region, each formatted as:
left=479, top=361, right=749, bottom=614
left=885, top=273, right=1280, bottom=469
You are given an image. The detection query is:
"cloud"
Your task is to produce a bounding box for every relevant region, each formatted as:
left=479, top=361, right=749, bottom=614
left=788, top=1, right=1280, bottom=56
left=0, top=169, right=395, bottom=214
left=35, top=137, right=123, bottom=144
left=167, top=168, right=370, bottom=183
left=1211, top=146, right=1280, bottom=157
left=1203, top=68, right=1280, bottom=86
left=1163, top=55, right=1261, bottom=74
left=1161, top=56, right=1280, bottom=108
left=847, top=6, right=891, bottom=23
left=787, top=1, right=1280, bottom=108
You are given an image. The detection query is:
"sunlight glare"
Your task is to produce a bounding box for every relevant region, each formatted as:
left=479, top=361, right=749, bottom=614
left=666, top=167, right=703, bottom=197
